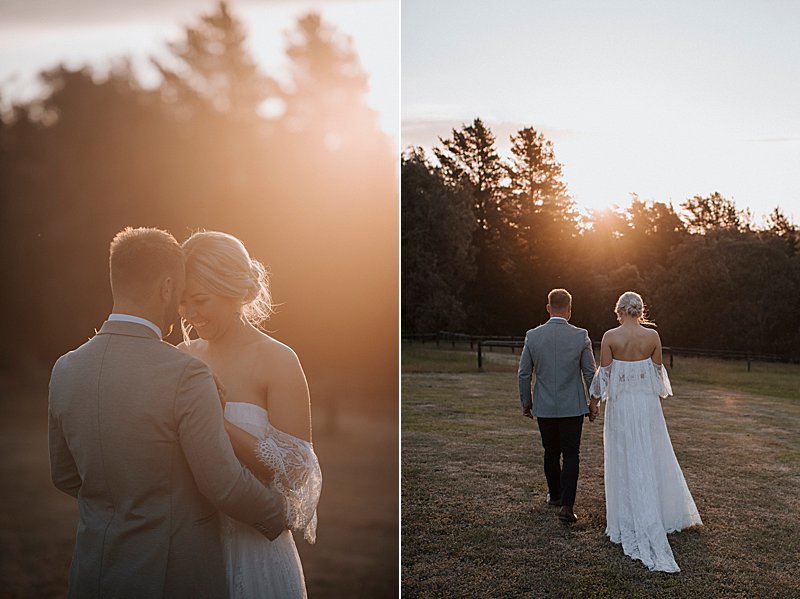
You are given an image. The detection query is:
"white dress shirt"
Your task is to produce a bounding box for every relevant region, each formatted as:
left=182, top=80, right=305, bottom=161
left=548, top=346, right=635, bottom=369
left=108, top=313, right=163, bottom=339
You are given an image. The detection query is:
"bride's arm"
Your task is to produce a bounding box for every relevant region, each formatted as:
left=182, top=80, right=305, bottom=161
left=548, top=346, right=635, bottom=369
left=599, top=332, right=613, bottom=367
left=649, top=332, right=672, bottom=398
left=589, top=333, right=613, bottom=404
left=259, top=346, right=320, bottom=542
left=265, top=346, right=312, bottom=443
left=216, top=344, right=310, bottom=481
left=224, top=421, right=275, bottom=483
left=651, top=331, right=664, bottom=365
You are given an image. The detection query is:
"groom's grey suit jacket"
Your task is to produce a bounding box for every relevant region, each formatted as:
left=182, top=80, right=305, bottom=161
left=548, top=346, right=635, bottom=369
left=518, top=318, right=597, bottom=418
left=48, top=320, right=287, bottom=599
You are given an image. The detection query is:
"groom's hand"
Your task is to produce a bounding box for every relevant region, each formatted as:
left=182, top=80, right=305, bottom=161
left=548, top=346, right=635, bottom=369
left=588, top=399, right=600, bottom=422
left=522, top=407, right=533, bottom=419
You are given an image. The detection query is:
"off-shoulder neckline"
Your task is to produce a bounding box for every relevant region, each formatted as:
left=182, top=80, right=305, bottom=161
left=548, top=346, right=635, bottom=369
left=610, top=357, right=663, bottom=365
left=225, top=401, right=268, bottom=413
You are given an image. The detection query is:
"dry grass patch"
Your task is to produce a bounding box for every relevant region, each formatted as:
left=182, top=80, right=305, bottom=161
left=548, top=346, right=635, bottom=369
left=402, top=344, right=800, bottom=598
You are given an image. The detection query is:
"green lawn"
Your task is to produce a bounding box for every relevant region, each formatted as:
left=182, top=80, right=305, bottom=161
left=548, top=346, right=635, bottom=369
left=401, top=343, right=800, bottom=598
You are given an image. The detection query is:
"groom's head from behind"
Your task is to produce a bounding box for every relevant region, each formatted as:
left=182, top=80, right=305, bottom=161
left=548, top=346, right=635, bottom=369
left=109, top=227, right=185, bottom=337
left=547, top=288, right=572, bottom=320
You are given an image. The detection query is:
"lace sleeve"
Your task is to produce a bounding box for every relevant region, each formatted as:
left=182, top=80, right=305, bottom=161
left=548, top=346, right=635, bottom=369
left=589, top=365, right=611, bottom=402
left=254, top=424, right=322, bottom=544
left=652, top=361, right=673, bottom=398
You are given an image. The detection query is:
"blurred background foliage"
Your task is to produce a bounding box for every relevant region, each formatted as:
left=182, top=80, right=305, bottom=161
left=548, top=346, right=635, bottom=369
left=0, top=2, right=398, bottom=413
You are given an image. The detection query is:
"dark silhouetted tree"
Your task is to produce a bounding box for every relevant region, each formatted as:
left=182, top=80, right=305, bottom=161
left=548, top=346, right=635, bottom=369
left=681, top=192, right=743, bottom=234
left=765, top=206, right=799, bottom=257
left=625, top=196, right=687, bottom=270
left=433, top=118, right=515, bottom=330
left=507, top=126, right=577, bottom=245
left=401, top=148, right=475, bottom=332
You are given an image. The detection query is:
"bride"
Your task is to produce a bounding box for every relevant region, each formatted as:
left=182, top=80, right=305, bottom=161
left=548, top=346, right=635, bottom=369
left=178, top=230, right=321, bottom=598
left=589, top=291, right=701, bottom=573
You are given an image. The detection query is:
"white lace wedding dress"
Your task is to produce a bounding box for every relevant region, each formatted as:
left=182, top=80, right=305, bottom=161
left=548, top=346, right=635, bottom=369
left=221, top=402, right=322, bottom=598
left=590, top=359, right=702, bottom=572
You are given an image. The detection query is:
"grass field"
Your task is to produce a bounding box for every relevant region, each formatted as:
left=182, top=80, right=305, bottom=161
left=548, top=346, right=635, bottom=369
left=401, top=343, right=800, bottom=598
left=0, top=373, right=398, bottom=598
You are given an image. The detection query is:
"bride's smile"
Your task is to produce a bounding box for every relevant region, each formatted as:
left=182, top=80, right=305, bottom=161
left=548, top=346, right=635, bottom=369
left=179, top=277, right=243, bottom=342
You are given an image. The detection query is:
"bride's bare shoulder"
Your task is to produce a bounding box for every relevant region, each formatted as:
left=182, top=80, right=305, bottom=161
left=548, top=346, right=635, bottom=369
left=647, top=327, right=662, bottom=342
left=253, top=331, right=302, bottom=367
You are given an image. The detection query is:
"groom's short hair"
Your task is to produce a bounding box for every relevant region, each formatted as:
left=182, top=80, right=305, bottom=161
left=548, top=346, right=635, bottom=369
left=548, top=288, right=572, bottom=310
left=109, top=227, right=184, bottom=301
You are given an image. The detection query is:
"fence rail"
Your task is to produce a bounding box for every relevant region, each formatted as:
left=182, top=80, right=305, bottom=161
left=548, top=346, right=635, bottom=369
left=402, top=331, right=800, bottom=370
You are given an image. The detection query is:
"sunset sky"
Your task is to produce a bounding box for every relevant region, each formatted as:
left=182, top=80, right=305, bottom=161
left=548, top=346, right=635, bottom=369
left=0, top=0, right=398, bottom=144
left=403, top=0, right=799, bottom=221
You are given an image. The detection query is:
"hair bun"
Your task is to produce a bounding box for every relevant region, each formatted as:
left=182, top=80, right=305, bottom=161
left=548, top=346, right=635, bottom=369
left=614, top=291, right=655, bottom=326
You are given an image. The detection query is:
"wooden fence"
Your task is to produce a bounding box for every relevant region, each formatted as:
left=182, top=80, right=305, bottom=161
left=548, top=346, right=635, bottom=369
left=401, top=331, right=800, bottom=370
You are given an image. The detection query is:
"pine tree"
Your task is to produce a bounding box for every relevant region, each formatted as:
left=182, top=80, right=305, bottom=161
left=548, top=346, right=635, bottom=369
left=506, top=127, right=577, bottom=279
left=281, top=12, right=376, bottom=151
left=151, top=1, right=276, bottom=121
left=433, top=118, right=515, bottom=330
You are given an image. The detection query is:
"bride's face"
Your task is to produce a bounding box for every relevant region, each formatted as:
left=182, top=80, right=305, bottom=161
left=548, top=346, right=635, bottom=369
left=179, top=276, right=241, bottom=341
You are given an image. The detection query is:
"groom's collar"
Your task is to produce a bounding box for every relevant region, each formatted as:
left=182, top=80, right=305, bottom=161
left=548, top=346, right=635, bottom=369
left=108, top=313, right=162, bottom=339
left=548, top=316, right=568, bottom=323
left=98, top=315, right=162, bottom=340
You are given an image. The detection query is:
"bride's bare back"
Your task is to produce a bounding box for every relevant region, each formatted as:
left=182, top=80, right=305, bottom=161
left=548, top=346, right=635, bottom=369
left=600, top=322, right=662, bottom=366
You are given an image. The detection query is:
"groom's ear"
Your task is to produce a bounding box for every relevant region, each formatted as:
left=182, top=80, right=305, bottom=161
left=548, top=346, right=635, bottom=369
left=160, top=276, right=174, bottom=302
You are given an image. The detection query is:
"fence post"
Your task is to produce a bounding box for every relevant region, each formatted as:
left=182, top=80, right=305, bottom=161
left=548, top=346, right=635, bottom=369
left=747, top=352, right=751, bottom=372
left=477, top=341, right=483, bottom=369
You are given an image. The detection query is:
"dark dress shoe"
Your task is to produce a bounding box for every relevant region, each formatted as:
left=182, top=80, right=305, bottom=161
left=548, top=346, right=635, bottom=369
left=558, top=506, right=577, bottom=523
left=546, top=493, right=561, bottom=507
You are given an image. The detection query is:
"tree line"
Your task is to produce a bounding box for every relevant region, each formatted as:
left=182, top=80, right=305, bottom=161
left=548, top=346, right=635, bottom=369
left=0, top=2, right=398, bottom=408
left=402, top=118, right=800, bottom=356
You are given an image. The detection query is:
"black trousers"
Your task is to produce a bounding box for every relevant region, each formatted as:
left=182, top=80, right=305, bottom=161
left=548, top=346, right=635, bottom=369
left=536, top=415, right=584, bottom=508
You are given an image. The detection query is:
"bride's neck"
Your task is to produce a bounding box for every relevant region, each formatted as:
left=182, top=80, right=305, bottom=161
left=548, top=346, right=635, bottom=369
left=206, top=317, right=256, bottom=352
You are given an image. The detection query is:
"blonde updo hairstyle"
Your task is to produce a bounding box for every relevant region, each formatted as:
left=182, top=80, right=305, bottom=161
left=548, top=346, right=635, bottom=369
left=181, top=231, right=274, bottom=342
left=614, top=291, right=656, bottom=327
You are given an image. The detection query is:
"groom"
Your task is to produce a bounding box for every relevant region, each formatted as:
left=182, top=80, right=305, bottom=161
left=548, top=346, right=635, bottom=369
left=518, top=288, right=597, bottom=523
left=48, top=227, right=286, bottom=598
